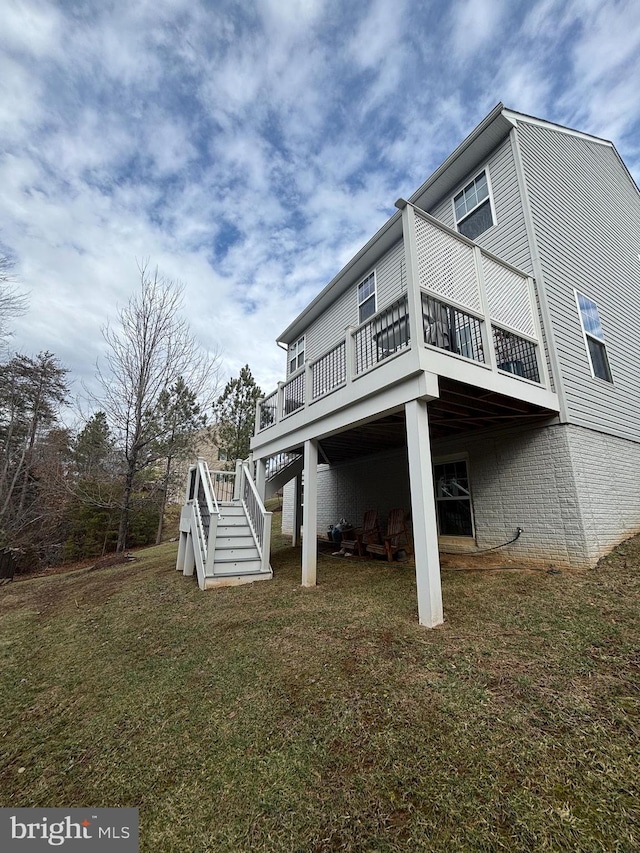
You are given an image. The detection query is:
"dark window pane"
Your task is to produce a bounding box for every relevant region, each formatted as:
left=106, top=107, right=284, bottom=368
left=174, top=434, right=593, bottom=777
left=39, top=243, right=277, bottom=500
left=437, top=499, right=473, bottom=536
left=587, top=336, right=613, bottom=382
left=359, top=294, right=376, bottom=324
left=458, top=199, right=493, bottom=240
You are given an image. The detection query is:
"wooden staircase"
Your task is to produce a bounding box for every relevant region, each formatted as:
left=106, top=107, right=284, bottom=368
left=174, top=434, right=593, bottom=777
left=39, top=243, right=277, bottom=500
left=212, top=503, right=264, bottom=577
left=177, top=459, right=273, bottom=590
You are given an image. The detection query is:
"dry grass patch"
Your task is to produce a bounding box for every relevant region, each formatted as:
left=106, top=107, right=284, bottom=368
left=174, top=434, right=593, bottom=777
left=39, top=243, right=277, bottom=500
left=0, top=530, right=638, bottom=851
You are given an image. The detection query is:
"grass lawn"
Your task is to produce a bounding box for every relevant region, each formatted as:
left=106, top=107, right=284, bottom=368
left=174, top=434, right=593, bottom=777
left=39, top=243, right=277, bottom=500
left=0, top=523, right=638, bottom=852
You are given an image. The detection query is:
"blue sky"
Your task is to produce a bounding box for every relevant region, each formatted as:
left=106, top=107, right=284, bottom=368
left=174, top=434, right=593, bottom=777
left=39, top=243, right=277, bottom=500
left=1, top=0, right=639, bottom=400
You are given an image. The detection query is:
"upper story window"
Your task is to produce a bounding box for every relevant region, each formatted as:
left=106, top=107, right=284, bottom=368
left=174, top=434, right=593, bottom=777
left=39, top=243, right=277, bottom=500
left=575, top=292, right=613, bottom=383
left=288, top=336, right=305, bottom=375
left=453, top=170, right=494, bottom=241
left=358, top=272, right=376, bottom=324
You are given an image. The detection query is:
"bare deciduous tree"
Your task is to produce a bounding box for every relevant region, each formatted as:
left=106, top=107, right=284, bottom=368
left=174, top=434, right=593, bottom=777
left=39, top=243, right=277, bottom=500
left=94, top=262, right=220, bottom=552
left=0, top=254, right=28, bottom=348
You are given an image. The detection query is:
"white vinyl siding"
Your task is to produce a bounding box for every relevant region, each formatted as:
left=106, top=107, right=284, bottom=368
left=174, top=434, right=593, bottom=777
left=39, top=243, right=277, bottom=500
left=429, top=135, right=534, bottom=275
left=301, top=240, right=406, bottom=363
left=516, top=120, right=640, bottom=441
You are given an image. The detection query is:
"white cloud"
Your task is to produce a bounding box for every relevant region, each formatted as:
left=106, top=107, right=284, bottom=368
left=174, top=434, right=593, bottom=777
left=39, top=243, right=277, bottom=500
left=0, top=0, right=638, bottom=406
left=2, top=0, right=62, bottom=57
left=449, top=0, right=508, bottom=61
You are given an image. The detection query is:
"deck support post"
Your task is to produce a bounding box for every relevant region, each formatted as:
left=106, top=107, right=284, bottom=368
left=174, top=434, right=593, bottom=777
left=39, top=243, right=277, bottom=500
left=405, top=398, right=444, bottom=628
left=292, top=474, right=303, bottom=548
left=183, top=529, right=195, bottom=577
left=301, top=438, right=318, bottom=587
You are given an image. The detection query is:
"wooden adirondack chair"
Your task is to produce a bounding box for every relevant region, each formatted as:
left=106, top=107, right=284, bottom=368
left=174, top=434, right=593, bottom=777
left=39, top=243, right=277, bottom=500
left=341, top=509, right=381, bottom=556
left=365, top=508, right=412, bottom=562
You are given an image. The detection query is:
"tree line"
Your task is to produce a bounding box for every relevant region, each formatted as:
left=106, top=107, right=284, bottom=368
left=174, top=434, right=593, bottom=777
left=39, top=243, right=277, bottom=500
left=0, top=259, right=263, bottom=572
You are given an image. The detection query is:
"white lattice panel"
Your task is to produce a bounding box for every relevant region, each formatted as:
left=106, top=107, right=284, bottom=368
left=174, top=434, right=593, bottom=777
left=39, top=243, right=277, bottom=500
left=482, top=255, right=535, bottom=338
left=415, top=216, right=481, bottom=312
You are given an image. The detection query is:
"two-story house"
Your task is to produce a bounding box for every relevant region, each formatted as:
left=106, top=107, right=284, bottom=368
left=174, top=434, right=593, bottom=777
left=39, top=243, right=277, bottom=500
left=250, top=103, right=640, bottom=628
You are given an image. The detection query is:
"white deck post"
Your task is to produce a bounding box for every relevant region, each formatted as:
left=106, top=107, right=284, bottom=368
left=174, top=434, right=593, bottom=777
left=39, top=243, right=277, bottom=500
left=233, top=458, right=243, bottom=501
left=183, top=529, right=195, bottom=577
left=405, top=398, right=444, bottom=628
left=292, top=474, right=303, bottom=548
left=301, top=438, right=318, bottom=587
left=255, top=458, right=267, bottom=503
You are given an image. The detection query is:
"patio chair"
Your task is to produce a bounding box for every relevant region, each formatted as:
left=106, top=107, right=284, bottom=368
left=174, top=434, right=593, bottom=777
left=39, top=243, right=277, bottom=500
left=365, top=508, right=412, bottom=562
left=341, top=509, right=381, bottom=556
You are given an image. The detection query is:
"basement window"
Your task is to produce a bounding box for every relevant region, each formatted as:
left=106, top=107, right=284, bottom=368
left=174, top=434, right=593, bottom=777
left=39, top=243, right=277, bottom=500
left=575, top=292, right=613, bottom=383
left=433, top=459, right=474, bottom=537
left=453, top=170, right=494, bottom=240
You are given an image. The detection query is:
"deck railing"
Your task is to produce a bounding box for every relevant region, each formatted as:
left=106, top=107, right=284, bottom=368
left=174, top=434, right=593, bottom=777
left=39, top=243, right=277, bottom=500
left=210, top=469, right=236, bottom=503
left=312, top=340, right=346, bottom=400
left=282, top=370, right=305, bottom=417
left=492, top=326, right=540, bottom=382
left=256, top=208, right=546, bottom=434
left=355, top=295, right=409, bottom=374
left=421, top=293, right=485, bottom=363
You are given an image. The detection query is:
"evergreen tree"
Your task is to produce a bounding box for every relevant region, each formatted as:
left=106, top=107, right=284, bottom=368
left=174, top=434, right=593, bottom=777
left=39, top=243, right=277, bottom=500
left=213, top=365, right=262, bottom=465
left=74, top=411, right=114, bottom=478
left=0, top=352, right=69, bottom=534
left=153, top=377, right=207, bottom=543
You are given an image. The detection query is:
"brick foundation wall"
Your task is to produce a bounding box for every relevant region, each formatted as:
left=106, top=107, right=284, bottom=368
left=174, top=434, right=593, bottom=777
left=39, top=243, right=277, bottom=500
left=280, top=423, right=640, bottom=568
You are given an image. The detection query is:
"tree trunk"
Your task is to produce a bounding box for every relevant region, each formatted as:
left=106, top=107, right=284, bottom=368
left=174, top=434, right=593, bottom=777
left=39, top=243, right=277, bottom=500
left=155, top=455, right=172, bottom=545
left=116, top=460, right=136, bottom=553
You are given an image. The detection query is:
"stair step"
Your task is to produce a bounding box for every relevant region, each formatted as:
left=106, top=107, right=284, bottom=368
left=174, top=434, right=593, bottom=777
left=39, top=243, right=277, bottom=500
left=214, top=548, right=260, bottom=562
left=217, top=524, right=252, bottom=537
left=216, top=535, right=255, bottom=548
left=212, top=559, right=263, bottom=575
left=218, top=504, right=245, bottom=516
left=217, top=515, right=249, bottom=527
left=204, top=569, right=273, bottom=589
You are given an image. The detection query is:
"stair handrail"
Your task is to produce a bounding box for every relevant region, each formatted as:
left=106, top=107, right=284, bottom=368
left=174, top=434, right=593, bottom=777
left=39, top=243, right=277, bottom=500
left=197, top=458, right=219, bottom=516
left=191, top=499, right=207, bottom=590
left=196, top=458, right=220, bottom=577
left=240, top=463, right=272, bottom=574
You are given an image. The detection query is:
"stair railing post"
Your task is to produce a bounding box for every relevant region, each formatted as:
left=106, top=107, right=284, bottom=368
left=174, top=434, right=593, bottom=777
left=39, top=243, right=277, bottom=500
left=233, top=458, right=243, bottom=501
left=205, top=512, right=218, bottom=577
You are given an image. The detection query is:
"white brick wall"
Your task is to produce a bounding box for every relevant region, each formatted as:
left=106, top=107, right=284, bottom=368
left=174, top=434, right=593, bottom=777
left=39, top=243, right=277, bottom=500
left=280, top=423, right=640, bottom=568
left=565, top=425, right=640, bottom=560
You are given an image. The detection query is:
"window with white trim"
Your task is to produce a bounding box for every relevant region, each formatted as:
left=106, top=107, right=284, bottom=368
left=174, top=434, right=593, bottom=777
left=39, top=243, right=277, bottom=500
left=575, top=292, right=613, bottom=383
left=453, top=170, right=494, bottom=240
left=433, top=458, right=474, bottom=537
left=357, top=272, right=376, bottom=324
left=288, top=336, right=305, bottom=375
